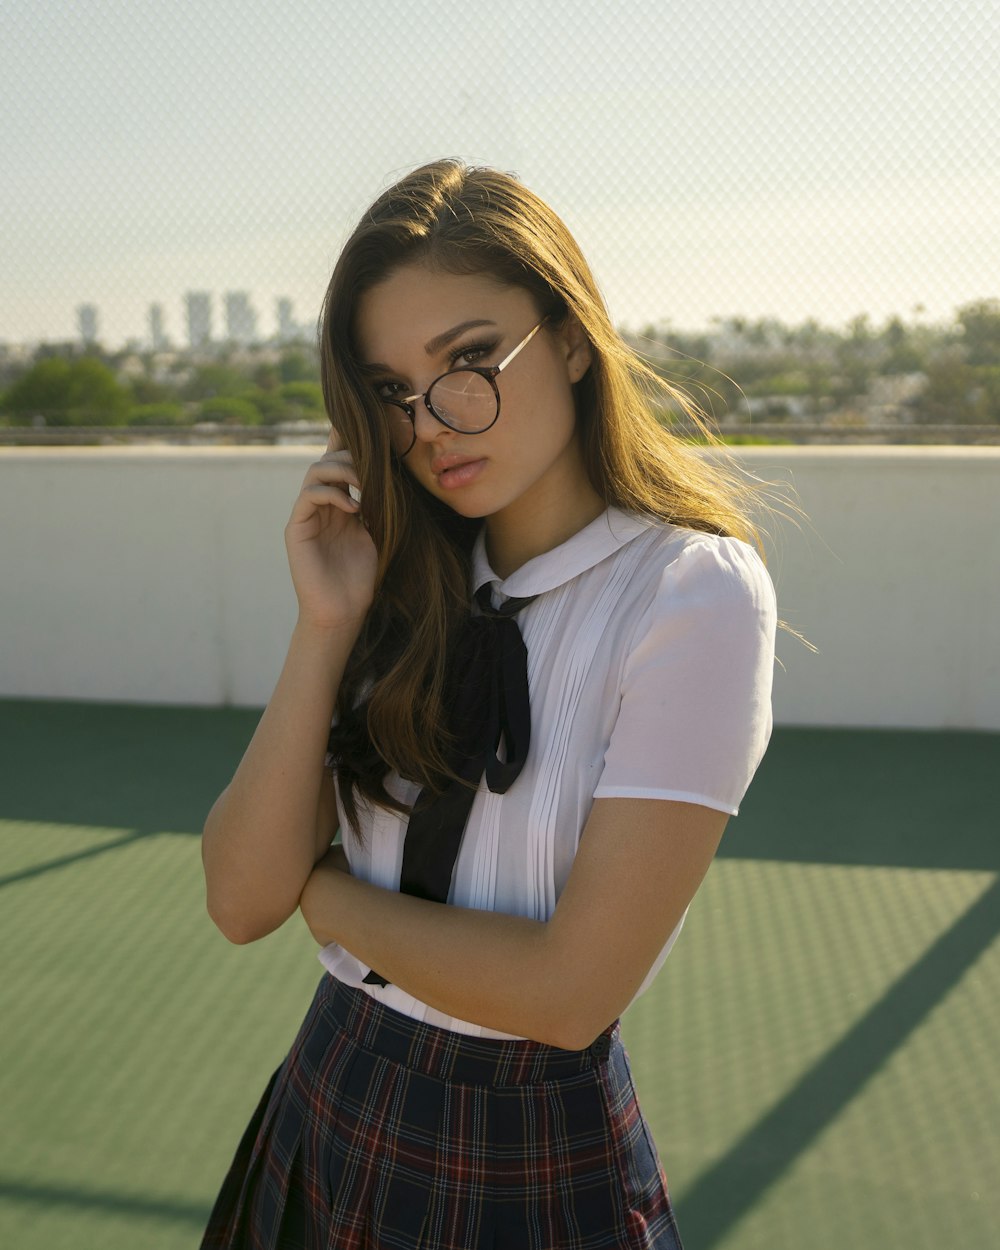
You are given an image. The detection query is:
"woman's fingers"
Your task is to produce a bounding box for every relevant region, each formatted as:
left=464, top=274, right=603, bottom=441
left=302, top=448, right=361, bottom=491
left=303, top=482, right=358, bottom=505
left=291, top=428, right=365, bottom=519
left=290, top=481, right=360, bottom=519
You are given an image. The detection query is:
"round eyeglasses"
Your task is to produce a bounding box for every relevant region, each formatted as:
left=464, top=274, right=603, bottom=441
left=378, top=319, right=547, bottom=458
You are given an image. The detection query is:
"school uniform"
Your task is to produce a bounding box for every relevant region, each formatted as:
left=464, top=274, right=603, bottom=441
left=201, top=506, right=777, bottom=1249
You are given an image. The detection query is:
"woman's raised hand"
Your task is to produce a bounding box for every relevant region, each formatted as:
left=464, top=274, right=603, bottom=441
left=284, top=428, right=378, bottom=631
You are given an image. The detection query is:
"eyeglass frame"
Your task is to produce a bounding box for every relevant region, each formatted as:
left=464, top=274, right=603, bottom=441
left=383, top=317, right=548, bottom=457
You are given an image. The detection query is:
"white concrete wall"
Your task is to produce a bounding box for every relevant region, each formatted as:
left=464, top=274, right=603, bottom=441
left=1, top=446, right=998, bottom=729
left=746, top=447, right=1000, bottom=730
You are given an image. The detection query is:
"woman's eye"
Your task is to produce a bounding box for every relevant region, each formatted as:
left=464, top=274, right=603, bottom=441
left=450, top=340, right=495, bottom=367
left=376, top=381, right=406, bottom=401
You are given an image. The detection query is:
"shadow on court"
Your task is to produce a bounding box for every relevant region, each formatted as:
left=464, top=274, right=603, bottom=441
left=1, top=699, right=997, bottom=1248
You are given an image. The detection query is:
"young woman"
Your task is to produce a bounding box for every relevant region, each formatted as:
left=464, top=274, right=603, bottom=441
left=200, top=159, right=777, bottom=1250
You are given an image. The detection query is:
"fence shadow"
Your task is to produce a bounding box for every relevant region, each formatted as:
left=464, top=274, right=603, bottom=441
left=2, top=701, right=997, bottom=1247
left=0, top=698, right=260, bottom=834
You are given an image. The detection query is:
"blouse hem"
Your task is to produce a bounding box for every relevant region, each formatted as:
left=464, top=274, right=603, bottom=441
left=592, top=784, right=739, bottom=816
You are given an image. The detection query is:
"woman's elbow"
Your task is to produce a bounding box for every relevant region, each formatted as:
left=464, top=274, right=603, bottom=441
left=204, top=878, right=293, bottom=945
left=550, top=1010, right=618, bottom=1054
left=205, top=895, right=270, bottom=945
left=530, top=943, right=622, bottom=1052
left=533, top=1014, right=614, bottom=1054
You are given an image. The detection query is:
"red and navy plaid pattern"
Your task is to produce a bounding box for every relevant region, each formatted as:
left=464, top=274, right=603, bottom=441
left=201, top=975, right=683, bottom=1249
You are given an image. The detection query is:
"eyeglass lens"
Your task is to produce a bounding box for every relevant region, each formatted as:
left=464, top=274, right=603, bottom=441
left=386, top=369, right=498, bottom=454
left=427, top=371, right=496, bottom=429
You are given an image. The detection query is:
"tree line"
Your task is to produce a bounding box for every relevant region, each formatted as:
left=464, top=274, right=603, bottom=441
left=0, top=343, right=323, bottom=428
left=631, top=299, right=1000, bottom=426
left=2, top=299, right=999, bottom=429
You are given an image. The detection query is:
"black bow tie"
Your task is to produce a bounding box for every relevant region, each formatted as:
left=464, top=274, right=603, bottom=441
left=364, top=583, right=536, bottom=987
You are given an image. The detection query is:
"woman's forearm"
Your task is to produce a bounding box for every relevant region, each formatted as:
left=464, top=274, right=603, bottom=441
left=299, top=860, right=589, bottom=1048
left=300, top=799, right=727, bottom=1049
left=202, top=619, right=359, bottom=944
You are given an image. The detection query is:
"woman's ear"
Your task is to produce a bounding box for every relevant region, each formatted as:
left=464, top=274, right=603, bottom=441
left=560, top=314, right=593, bottom=383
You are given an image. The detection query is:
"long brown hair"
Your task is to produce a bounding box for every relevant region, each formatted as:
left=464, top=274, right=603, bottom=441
left=321, top=159, right=769, bottom=837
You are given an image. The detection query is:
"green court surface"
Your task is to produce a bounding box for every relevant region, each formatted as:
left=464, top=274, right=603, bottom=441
left=1, top=700, right=997, bottom=1249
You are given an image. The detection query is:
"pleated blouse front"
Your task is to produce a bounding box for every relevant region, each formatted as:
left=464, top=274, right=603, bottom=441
left=320, top=506, right=777, bottom=1038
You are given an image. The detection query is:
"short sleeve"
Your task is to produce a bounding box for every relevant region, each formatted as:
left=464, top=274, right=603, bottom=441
left=593, top=535, right=777, bottom=815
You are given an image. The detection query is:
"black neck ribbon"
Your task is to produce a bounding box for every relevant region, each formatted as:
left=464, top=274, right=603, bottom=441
left=363, top=583, right=537, bottom=987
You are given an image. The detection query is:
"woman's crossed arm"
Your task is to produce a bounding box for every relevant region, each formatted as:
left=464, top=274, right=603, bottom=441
left=298, top=796, right=728, bottom=1050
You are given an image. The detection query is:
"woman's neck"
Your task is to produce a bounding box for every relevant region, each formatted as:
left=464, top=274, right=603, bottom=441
left=484, top=484, right=606, bottom=579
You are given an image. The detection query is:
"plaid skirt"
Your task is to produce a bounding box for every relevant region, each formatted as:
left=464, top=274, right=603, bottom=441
left=200, top=974, right=684, bottom=1249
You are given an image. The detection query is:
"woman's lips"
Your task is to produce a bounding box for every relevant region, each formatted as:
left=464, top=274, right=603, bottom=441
left=436, top=458, right=487, bottom=489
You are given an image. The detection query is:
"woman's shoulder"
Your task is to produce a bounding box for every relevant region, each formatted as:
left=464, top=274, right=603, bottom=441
left=623, top=513, right=772, bottom=601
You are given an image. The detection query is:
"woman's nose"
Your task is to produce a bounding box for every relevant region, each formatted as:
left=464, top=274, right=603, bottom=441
left=411, top=395, right=447, bottom=442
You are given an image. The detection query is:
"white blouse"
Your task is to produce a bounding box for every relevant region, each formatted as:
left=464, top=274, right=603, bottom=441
left=320, top=506, right=777, bottom=1038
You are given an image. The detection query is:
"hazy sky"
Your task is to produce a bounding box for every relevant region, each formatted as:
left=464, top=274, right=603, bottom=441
left=3, top=0, right=997, bottom=346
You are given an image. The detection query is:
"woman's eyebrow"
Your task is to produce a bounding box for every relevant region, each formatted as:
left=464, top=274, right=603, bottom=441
left=360, top=319, right=498, bottom=376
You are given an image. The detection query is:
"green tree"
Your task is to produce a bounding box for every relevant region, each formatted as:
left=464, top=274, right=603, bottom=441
left=1, top=356, right=129, bottom=425
left=253, top=362, right=280, bottom=391
left=279, top=381, right=324, bottom=410
left=198, top=395, right=262, bottom=425
left=279, top=349, right=318, bottom=384
left=183, top=363, right=252, bottom=402
left=920, top=348, right=973, bottom=422
left=2, top=358, right=73, bottom=422
left=746, top=371, right=811, bottom=397
left=247, top=388, right=286, bottom=423
left=129, top=375, right=175, bottom=405
left=127, top=402, right=189, bottom=427
left=970, top=366, right=1000, bottom=423
left=832, top=314, right=876, bottom=402
left=956, top=300, right=1000, bottom=366
left=880, top=317, right=924, bottom=374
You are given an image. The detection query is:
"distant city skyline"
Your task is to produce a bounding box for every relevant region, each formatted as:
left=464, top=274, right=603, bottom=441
left=3, top=0, right=997, bottom=347
left=43, top=292, right=313, bottom=352
left=44, top=286, right=988, bottom=356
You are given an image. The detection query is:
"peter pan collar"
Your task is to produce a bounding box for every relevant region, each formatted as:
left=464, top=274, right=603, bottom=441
left=472, top=506, right=658, bottom=600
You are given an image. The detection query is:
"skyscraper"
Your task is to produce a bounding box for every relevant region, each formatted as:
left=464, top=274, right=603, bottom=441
left=276, top=297, right=295, bottom=342
left=185, top=292, right=212, bottom=348
left=149, top=303, right=168, bottom=350
left=77, top=304, right=99, bottom=345
left=224, top=291, right=258, bottom=344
